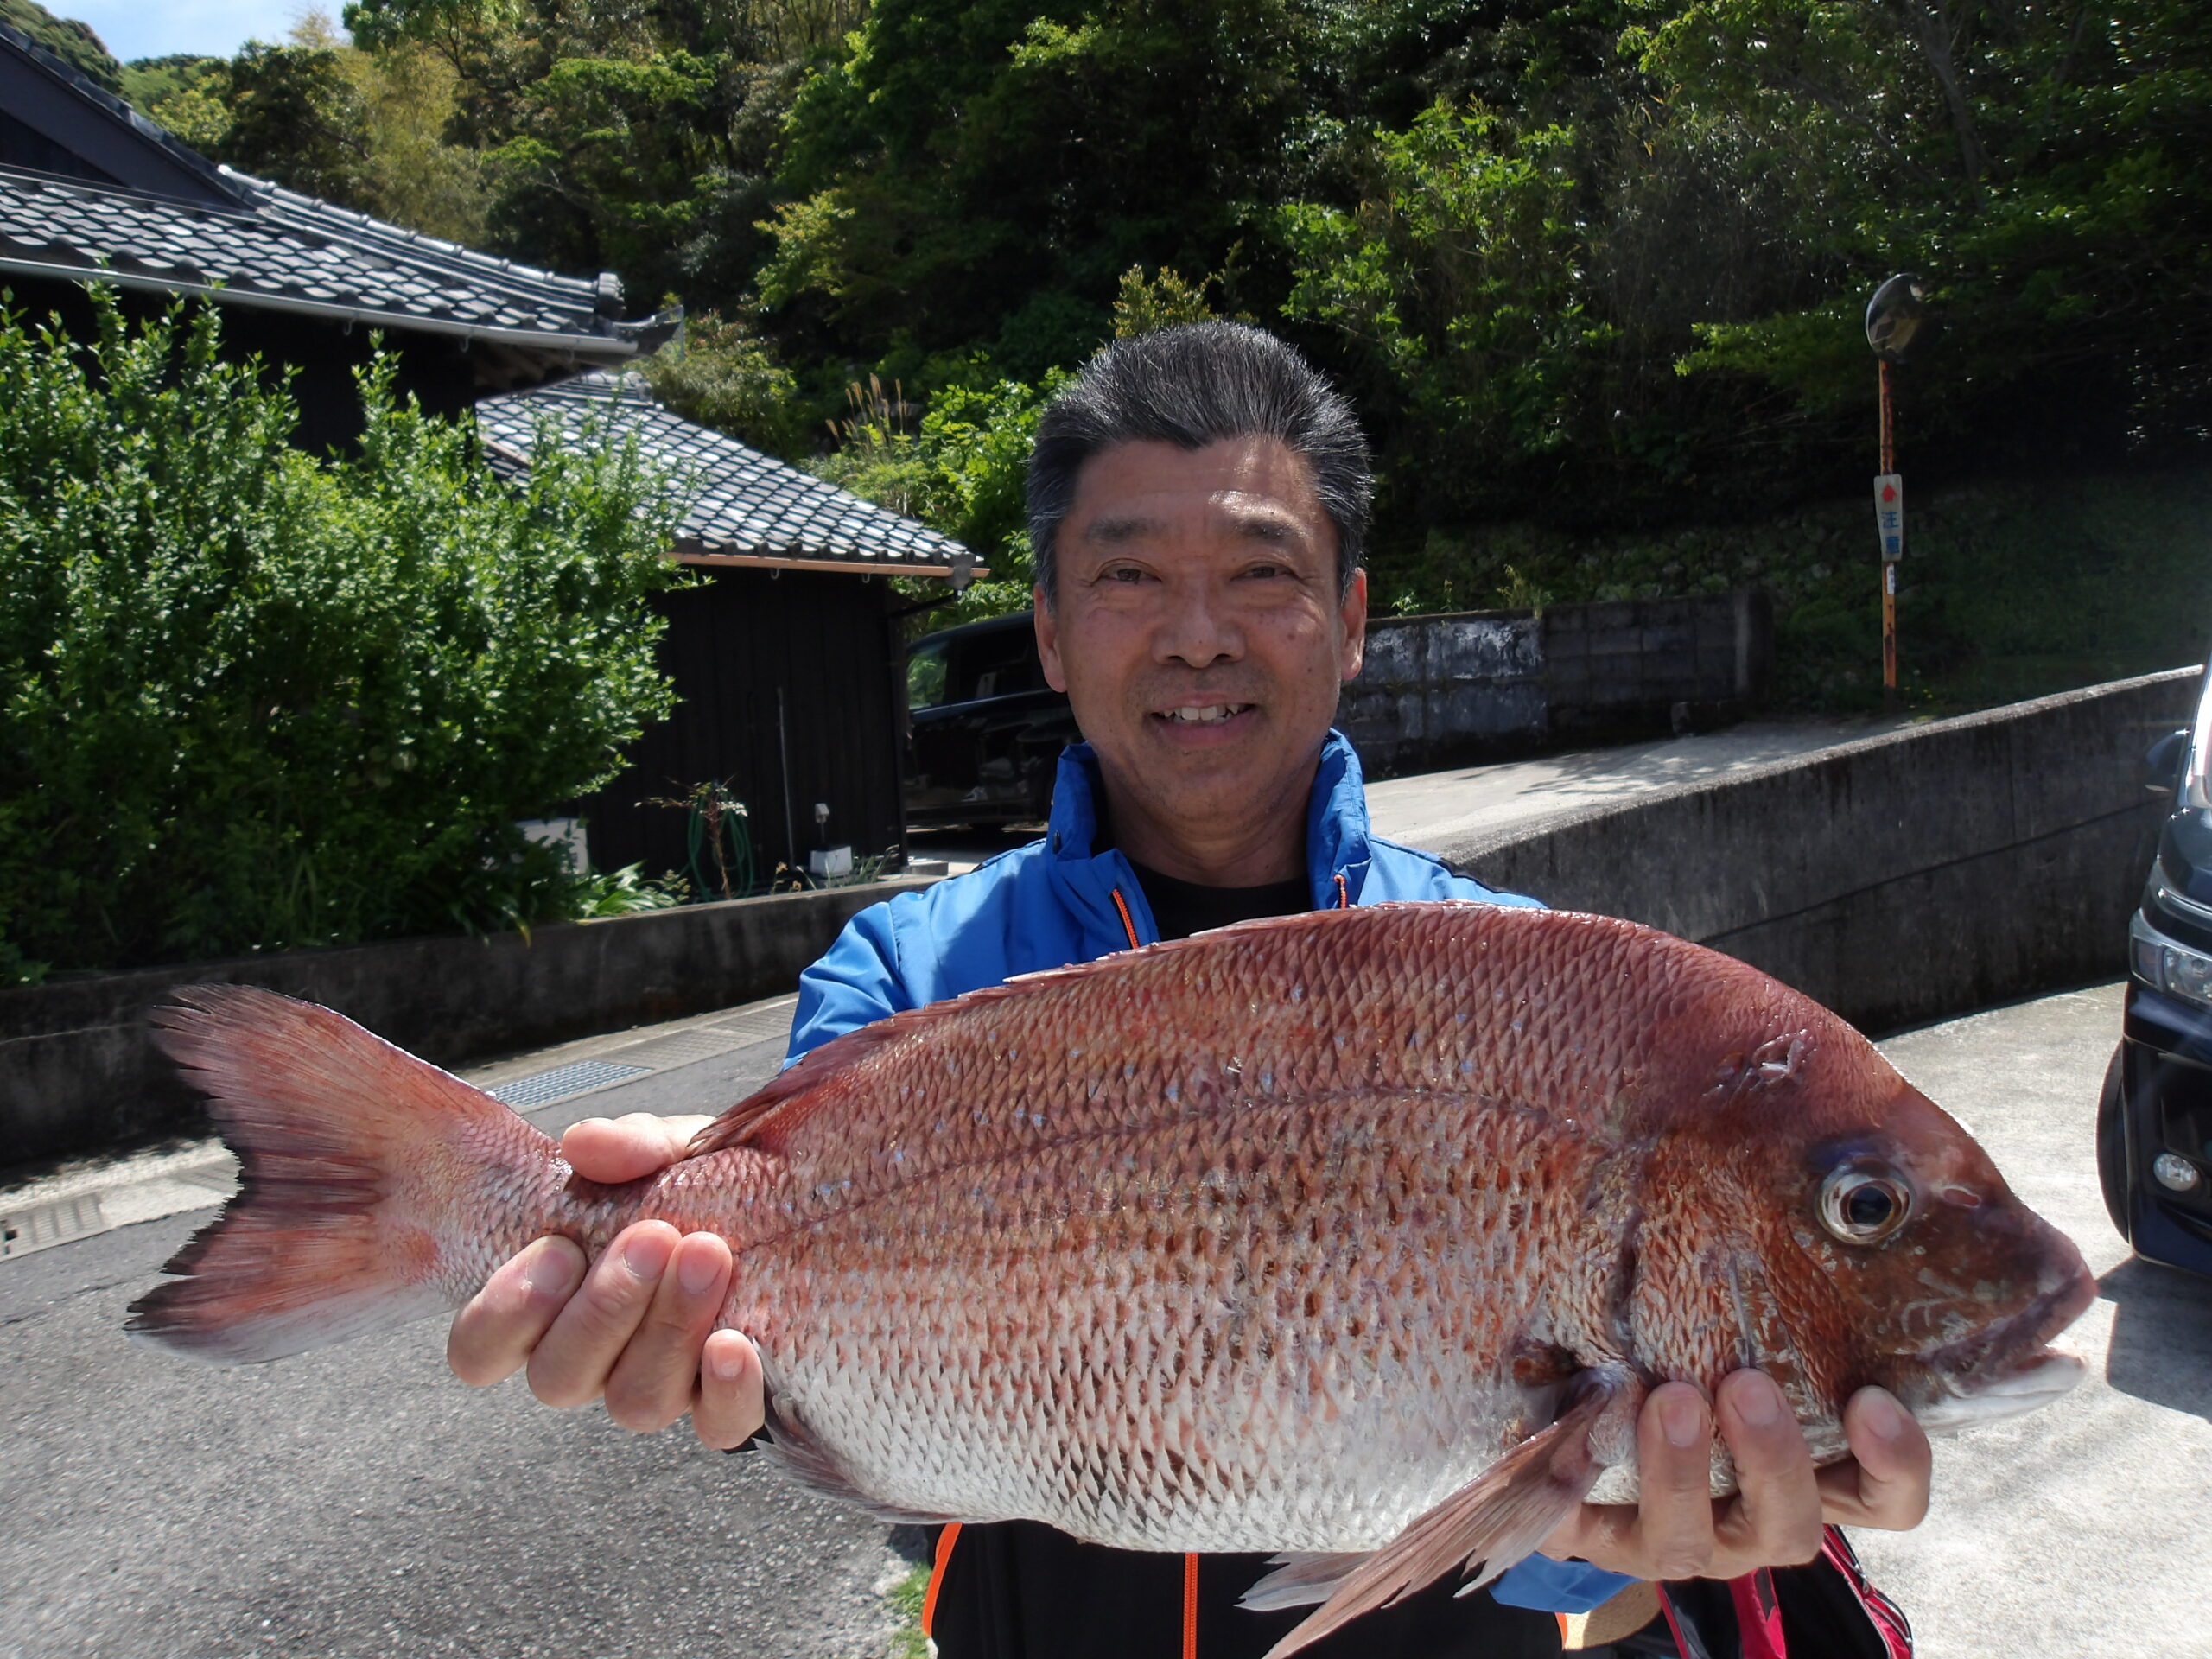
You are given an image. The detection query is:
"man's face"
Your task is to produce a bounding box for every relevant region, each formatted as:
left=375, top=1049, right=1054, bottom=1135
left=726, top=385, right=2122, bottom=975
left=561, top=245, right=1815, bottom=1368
left=1034, top=435, right=1367, bottom=862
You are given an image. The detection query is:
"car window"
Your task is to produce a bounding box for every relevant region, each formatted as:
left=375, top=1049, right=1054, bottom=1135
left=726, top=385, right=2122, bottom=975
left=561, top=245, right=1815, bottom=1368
left=955, top=629, right=1040, bottom=702
left=906, top=643, right=949, bottom=710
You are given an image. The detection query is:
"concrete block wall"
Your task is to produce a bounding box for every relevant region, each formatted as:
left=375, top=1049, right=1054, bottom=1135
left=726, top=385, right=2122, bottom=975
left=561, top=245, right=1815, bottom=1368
left=1342, top=589, right=1772, bottom=776
left=1443, top=669, right=2199, bottom=1034
left=1, top=879, right=931, bottom=1166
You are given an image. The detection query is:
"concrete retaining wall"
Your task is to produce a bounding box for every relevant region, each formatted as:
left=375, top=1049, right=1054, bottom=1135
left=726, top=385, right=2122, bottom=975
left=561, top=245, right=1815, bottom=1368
left=1341, top=590, right=1772, bottom=777
left=1444, top=669, right=2200, bottom=1034
left=1, top=879, right=931, bottom=1166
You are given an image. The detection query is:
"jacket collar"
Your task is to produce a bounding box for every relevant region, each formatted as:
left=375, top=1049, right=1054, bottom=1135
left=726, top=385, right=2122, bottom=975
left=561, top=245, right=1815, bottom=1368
left=1046, top=730, right=1374, bottom=909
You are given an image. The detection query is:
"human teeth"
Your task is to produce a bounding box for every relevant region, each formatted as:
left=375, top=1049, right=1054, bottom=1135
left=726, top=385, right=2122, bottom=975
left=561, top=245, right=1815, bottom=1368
left=1166, top=704, right=1243, bottom=723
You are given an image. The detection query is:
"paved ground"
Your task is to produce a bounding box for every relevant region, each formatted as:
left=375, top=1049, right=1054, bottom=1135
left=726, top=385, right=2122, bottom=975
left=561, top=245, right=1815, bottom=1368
left=1, top=1000, right=925, bottom=1659
left=1362, top=715, right=1914, bottom=853
left=1850, top=982, right=2212, bottom=1658
left=4, top=976, right=2206, bottom=1657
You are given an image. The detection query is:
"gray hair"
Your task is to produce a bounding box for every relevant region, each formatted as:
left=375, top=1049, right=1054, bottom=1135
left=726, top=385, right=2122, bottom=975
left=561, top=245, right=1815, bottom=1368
left=1026, top=322, right=1371, bottom=602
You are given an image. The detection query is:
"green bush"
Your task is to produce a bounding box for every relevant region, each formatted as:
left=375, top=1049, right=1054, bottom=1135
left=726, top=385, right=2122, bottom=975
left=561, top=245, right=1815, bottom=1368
left=811, top=370, right=1068, bottom=632
left=0, top=296, right=683, bottom=983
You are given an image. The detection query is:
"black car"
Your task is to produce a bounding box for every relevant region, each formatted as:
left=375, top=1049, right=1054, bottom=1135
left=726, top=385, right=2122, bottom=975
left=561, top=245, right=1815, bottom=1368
left=2100, top=660, right=2212, bottom=1278
left=903, top=612, right=1078, bottom=830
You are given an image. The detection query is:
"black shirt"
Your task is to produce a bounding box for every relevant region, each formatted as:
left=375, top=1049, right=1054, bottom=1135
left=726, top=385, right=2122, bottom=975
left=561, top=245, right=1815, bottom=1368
left=922, top=862, right=1567, bottom=1659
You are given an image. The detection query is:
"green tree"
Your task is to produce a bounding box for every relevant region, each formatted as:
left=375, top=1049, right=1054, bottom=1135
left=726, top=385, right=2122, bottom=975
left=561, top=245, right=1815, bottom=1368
left=342, top=0, right=832, bottom=309
left=761, top=0, right=1313, bottom=378
left=639, top=308, right=809, bottom=458
left=0, top=295, right=683, bottom=982
left=1643, top=0, right=2212, bottom=461
left=0, top=0, right=121, bottom=91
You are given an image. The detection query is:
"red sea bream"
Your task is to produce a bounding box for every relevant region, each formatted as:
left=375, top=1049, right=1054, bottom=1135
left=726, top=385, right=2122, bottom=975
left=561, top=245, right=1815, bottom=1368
left=130, top=903, right=2094, bottom=1655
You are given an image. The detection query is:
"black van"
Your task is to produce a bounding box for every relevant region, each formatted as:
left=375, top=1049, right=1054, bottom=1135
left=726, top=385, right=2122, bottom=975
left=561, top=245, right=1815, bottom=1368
left=2101, top=660, right=2212, bottom=1280
left=903, top=612, right=1078, bottom=830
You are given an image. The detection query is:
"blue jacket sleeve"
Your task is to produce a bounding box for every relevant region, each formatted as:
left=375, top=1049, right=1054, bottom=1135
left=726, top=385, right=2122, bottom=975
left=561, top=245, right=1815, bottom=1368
left=1489, top=1554, right=1637, bottom=1615
left=785, top=899, right=912, bottom=1065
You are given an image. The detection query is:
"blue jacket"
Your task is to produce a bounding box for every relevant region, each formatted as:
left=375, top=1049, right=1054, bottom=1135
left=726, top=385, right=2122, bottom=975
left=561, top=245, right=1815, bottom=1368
left=787, top=732, right=1632, bottom=1617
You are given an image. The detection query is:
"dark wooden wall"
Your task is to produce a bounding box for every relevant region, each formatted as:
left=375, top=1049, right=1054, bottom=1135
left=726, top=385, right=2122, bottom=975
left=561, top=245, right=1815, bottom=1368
left=578, top=567, right=909, bottom=887
left=6, top=276, right=484, bottom=454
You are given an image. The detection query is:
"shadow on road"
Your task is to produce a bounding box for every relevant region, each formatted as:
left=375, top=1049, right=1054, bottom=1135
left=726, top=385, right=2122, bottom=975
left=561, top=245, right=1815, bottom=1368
left=2100, top=1255, right=2212, bottom=1421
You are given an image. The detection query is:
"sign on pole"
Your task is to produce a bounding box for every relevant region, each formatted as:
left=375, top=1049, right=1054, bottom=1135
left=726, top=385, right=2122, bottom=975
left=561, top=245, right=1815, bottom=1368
left=1873, top=474, right=1904, bottom=562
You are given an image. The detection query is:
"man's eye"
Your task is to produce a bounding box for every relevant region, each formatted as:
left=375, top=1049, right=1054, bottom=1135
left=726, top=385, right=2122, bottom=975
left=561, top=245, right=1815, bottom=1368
left=1102, top=565, right=1147, bottom=583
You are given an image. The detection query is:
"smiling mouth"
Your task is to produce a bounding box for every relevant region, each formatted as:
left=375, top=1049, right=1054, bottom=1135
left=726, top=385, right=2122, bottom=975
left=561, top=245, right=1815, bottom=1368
left=1154, top=703, right=1255, bottom=725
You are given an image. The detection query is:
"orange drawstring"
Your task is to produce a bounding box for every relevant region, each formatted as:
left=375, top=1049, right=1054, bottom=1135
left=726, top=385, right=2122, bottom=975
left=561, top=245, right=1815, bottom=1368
left=920, top=1522, right=962, bottom=1639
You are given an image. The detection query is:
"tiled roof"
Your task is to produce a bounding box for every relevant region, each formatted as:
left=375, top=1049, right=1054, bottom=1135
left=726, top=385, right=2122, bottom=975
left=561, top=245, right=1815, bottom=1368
left=0, top=22, right=667, bottom=377
left=0, top=162, right=652, bottom=356
left=479, top=372, right=982, bottom=580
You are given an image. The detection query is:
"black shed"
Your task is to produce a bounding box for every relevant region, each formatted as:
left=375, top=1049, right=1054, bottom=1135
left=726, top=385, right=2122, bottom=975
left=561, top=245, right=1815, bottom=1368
left=0, top=22, right=670, bottom=448
left=478, top=372, right=983, bottom=888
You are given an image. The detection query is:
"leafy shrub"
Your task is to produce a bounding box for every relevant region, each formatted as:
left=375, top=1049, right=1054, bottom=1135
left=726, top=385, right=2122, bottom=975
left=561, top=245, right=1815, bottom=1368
left=0, top=296, right=683, bottom=982
left=811, top=371, right=1069, bottom=631
left=639, top=309, right=809, bottom=460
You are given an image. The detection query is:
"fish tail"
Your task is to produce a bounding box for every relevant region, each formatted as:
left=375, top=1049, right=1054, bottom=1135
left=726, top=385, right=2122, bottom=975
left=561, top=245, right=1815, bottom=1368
left=127, top=985, right=563, bottom=1364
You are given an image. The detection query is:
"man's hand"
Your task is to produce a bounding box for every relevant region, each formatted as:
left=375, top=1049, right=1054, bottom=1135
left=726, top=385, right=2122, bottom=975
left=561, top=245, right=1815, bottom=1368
left=1542, top=1371, right=1931, bottom=1582
left=445, top=1112, right=764, bottom=1450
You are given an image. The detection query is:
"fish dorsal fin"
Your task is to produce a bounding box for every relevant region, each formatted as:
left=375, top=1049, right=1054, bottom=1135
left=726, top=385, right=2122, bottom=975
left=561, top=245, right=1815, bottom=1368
left=683, top=912, right=1377, bottom=1160
left=1246, top=1368, right=1638, bottom=1659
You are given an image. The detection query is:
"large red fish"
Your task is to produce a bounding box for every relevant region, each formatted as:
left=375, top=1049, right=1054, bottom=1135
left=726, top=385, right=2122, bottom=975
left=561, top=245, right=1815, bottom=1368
left=130, top=904, right=2094, bottom=1656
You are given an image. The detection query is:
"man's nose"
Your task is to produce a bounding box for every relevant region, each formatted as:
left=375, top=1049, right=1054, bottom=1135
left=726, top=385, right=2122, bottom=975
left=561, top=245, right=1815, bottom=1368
left=1154, top=583, right=1243, bottom=666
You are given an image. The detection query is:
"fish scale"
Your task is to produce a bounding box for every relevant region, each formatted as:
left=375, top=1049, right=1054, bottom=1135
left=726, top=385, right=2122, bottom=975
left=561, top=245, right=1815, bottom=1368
left=128, top=901, right=2096, bottom=1657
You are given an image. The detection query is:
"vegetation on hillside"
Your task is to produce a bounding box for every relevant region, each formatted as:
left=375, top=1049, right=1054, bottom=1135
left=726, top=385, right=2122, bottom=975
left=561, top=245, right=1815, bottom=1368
left=0, top=296, right=684, bottom=982
left=11, top=0, right=2211, bottom=699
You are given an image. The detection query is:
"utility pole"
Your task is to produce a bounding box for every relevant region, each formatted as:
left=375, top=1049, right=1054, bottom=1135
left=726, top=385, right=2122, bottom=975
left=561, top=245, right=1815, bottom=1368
left=1865, top=274, right=1926, bottom=705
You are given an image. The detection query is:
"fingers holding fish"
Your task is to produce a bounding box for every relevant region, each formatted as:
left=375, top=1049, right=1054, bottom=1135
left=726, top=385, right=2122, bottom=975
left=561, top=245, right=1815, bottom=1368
left=603, top=1231, right=736, bottom=1433
left=1535, top=1374, right=1824, bottom=1583
left=524, top=1219, right=678, bottom=1410
left=1813, top=1387, right=1932, bottom=1531
left=694, top=1330, right=766, bottom=1450
left=446, top=1236, right=587, bottom=1389
left=562, top=1112, right=716, bottom=1183
left=1535, top=1382, right=1707, bottom=1580
left=1710, top=1370, right=1827, bottom=1571
left=1626, top=1380, right=1731, bottom=1580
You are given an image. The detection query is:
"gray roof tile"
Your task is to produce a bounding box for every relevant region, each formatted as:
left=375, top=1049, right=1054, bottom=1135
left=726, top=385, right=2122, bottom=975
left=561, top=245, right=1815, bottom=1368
left=480, top=372, right=981, bottom=577
left=0, top=162, right=644, bottom=354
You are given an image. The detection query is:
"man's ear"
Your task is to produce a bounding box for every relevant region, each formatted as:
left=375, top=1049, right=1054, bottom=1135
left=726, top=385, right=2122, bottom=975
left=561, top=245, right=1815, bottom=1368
left=1034, top=585, right=1069, bottom=693
left=1338, top=567, right=1369, bottom=683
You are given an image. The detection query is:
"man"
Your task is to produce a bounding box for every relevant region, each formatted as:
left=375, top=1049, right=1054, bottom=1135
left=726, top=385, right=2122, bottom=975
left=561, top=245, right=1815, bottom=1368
left=448, top=324, right=1932, bottom=1656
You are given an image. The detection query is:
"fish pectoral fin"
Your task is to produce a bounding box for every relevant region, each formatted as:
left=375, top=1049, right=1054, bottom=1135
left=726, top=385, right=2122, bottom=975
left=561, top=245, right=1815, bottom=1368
left=1238, top=1552, right=1371, bottom=1611
left=753, top=1379, right=963, bottom=1528
left=1256, top=1372, right=1630, bottom=1659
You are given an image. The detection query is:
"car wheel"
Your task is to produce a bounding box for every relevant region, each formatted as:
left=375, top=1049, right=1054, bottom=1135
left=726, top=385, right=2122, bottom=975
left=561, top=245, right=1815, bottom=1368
left=2096, top=1039, right=2131, bottom=1242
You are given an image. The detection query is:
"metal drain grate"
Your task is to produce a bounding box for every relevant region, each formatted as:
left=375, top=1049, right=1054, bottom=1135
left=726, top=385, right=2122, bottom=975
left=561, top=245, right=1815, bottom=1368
left=605, top=1027, right=747, bottom=1071
left=1, top=1192, right=109, bottom=1260
left=488, top=1058, right=650, bottom=1109
left=702, top=999, right=798, bottom=1051
left=169, top=1165, right=239, bottom=1194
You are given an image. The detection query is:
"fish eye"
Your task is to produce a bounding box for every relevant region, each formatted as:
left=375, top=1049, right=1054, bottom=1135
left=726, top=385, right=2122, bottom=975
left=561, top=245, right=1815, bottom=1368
left=1819, top=1165, right=1913, bottom=1244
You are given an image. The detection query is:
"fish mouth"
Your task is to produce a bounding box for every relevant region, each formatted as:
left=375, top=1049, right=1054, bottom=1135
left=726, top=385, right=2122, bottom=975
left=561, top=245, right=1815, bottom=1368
left=1916, top=1351, right=2087, bottom=1433
left=1915, top=1252, right=2098, bottom=1433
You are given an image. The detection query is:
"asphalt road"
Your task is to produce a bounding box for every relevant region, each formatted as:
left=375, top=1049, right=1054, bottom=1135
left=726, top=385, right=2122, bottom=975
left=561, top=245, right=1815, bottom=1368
left=1, top=1023, right=922, bottom=1659
left=4, top=982, right=2209, bottom=1658
left=1849, top=982, right=2212, bottom=1658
